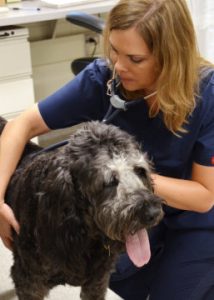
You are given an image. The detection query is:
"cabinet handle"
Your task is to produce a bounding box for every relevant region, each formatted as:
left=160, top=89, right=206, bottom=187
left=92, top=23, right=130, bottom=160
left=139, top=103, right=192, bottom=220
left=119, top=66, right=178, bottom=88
left=0, top=32, right=10, bottom=38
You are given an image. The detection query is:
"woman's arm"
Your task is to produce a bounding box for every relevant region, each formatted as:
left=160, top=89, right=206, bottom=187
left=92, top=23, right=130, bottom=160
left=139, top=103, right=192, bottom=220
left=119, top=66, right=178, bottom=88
left=0, top=104, right=50, bottom=249
left=152, top=163, right=214, bottom=213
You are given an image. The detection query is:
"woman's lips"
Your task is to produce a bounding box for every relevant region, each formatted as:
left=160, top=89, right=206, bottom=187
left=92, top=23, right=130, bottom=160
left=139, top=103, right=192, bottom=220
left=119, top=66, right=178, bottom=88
left=120, top=77, right=134, bottom=84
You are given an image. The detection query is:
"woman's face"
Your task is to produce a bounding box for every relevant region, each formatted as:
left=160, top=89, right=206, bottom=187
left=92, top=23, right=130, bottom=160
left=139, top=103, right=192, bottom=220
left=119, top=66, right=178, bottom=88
left=109, top=27, right=159, bottom=95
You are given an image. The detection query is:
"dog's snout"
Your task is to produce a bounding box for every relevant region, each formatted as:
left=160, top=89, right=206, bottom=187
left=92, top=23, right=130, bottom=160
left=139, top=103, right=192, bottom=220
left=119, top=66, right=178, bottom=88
left=144, top=202, right=163, bottom=225
left=133, top=192, right=164, bottom=227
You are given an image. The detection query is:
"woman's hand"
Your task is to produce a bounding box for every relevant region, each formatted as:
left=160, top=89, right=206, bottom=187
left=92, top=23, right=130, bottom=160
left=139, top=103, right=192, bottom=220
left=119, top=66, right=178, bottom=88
left=0, top=202, right=19, bottom=250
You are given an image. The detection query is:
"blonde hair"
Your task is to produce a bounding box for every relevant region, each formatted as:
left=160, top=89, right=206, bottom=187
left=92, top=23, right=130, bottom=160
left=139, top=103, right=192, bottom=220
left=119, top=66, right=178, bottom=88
left=103, top=0, right=214, bottom=134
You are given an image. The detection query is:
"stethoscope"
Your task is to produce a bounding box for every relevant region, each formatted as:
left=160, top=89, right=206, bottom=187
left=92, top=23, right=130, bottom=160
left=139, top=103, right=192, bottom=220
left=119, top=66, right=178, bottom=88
left=103, top=67, right=157, bottom=124
left=32, top=68, right=157, bottom=156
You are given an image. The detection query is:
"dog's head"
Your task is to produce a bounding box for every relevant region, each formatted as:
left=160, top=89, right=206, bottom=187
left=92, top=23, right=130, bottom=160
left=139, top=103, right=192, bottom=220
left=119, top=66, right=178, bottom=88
left=64, top=121, right=164, bottom=267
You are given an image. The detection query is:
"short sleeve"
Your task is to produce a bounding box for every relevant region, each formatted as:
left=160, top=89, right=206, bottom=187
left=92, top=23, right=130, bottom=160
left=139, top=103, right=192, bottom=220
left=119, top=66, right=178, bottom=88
left=38, top=59, right=110, bottom=129
left=193, top=73, right=214, bottom=166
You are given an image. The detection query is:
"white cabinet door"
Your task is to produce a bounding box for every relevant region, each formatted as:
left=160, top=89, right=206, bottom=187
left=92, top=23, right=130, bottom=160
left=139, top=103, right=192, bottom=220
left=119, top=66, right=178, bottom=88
left=0, top=26, right=35, bottom=119
left=0, top=77, right=35, bottom=119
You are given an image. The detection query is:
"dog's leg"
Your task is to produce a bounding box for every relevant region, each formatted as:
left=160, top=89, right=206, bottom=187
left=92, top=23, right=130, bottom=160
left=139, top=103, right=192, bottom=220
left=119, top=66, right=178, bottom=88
left=11, top=262, right=49, bottom=300
left=15, top=288, right=47, bottom=300
left=80, top=273, right=110, bottom=300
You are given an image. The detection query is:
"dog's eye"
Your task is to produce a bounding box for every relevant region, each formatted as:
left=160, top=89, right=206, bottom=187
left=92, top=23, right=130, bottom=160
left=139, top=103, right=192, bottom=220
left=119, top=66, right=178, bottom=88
left=104, top=176, right=119, bottom=188
left=134, top=166, right=147, bottom=178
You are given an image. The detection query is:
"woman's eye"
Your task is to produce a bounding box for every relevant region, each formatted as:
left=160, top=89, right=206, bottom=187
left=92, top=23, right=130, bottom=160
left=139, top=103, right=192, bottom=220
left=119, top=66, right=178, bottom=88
left=129, top=56, right=144, bottom=64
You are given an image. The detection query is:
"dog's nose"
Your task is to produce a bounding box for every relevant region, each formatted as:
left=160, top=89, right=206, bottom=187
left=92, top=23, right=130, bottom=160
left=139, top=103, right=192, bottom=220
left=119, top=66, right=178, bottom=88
left=143, top=203, right=163, bottom=225
left=134, top=193, right=163, bottom=226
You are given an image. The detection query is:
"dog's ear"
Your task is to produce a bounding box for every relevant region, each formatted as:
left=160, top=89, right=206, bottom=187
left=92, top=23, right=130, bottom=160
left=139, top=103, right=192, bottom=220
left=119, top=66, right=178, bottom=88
left=71, top=155, right=92, bottom=185
left=36, top=165, right=87, bottom=259
left=70, top=155, right=104, bottom=204
left=39, top=164, right=78, bottom=226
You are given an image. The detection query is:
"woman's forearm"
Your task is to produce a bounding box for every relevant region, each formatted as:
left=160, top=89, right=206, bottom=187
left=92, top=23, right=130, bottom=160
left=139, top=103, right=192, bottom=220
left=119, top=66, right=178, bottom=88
left=0, top=119, right=30, bottom=202
left=0, top=106, right=50, bottom=203
left=152, top=174, right=214, bottom=213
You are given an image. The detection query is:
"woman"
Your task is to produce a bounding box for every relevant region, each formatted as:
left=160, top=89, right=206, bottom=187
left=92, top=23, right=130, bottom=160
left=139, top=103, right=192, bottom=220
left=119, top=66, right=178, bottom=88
left=1, top=0, right=214, bottom=299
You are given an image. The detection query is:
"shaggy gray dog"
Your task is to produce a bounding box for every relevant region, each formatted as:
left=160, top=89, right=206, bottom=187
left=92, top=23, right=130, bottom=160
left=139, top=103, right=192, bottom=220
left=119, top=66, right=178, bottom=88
left=1, top=117, right=163, bottom=300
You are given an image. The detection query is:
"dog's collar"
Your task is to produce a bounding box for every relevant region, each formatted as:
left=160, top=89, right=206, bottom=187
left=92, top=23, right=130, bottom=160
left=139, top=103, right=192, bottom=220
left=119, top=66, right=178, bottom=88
left=104, top=244, right=111, bottom=256
left=31, top=139, right=69, bottom=158
left=102, top=236, right=111, bottom=256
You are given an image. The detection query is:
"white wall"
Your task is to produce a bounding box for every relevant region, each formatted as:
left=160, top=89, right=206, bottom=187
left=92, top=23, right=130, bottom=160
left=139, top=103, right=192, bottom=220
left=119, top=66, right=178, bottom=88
left=188, top=0, right=214, bottom=63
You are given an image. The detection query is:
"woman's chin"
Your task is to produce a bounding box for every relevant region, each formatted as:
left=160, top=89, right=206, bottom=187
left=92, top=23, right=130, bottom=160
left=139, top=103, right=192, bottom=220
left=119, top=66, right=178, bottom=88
left=121, top=81, right=139, bottom=91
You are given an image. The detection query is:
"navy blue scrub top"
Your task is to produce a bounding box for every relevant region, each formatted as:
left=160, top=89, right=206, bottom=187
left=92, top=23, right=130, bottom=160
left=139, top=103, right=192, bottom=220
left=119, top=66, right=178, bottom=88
left=38, top=59, right=214, bottom=230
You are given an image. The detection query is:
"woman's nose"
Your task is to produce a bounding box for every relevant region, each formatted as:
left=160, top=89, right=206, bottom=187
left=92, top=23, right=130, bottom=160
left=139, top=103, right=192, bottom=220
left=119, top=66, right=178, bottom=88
left=114, top=57, right=128, bottom=73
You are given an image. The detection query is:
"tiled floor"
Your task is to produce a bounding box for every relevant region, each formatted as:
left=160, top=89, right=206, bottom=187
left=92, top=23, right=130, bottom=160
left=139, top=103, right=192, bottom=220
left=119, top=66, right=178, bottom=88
left=0, top=240, right=122, bottom=300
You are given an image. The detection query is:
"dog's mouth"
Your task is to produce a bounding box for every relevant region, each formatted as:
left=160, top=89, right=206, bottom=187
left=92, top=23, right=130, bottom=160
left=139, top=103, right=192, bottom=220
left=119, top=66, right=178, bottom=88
left=125, top=229, right=151, bottom=267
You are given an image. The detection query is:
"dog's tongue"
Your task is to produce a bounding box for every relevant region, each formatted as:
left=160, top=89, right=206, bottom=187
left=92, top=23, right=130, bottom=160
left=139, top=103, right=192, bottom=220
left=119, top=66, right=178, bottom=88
left=125, top=229, right=151, bottom=267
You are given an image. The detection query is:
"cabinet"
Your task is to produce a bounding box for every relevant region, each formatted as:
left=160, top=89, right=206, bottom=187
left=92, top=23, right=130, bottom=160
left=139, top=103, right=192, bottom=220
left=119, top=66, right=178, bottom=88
left=0, top=26, right=35, bottom=120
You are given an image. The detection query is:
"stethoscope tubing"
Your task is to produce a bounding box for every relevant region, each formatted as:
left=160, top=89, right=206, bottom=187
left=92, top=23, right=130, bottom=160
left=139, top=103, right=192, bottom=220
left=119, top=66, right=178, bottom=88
left=102, top=103, right=121, bottom=124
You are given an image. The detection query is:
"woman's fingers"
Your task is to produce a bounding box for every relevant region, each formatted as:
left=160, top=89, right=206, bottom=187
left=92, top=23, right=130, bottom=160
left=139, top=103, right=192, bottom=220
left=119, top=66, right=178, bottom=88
left=1, top=236, right=13, bottom=251
left=0, top=203, right=20, bottom=250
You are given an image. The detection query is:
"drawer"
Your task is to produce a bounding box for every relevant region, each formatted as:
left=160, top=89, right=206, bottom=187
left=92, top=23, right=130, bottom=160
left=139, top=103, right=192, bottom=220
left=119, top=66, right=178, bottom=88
left=0, top=77, right=35, bottom=117
left=0, top=27, right=32, bottom=79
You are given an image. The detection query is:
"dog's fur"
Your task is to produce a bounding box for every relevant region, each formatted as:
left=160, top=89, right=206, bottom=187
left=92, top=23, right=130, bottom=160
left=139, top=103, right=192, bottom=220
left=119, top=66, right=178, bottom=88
left=0, top=116, right=163, bottom=300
